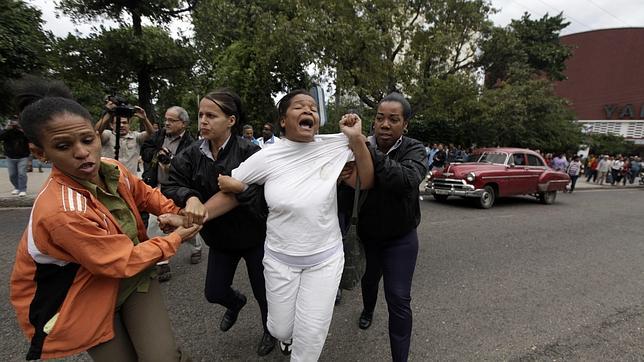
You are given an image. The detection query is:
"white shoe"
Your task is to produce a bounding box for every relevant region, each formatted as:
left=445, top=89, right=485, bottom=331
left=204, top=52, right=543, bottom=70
left=11, top=189, right=19, bottom=195
left=18, top=191, right=26, bottom=197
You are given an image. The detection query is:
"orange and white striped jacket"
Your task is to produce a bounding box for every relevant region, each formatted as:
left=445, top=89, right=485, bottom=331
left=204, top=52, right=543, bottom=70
left=10, top=158, right=181, bottom=360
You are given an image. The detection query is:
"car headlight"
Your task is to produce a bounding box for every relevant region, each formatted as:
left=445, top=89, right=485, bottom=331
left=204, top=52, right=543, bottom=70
left=466, top=172, right=476, bottom=183
left=426, top=171, right=433, bottom=180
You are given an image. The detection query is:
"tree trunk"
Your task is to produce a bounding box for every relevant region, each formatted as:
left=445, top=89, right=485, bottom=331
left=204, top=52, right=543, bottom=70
left=131, top=9, right=155, bottom=124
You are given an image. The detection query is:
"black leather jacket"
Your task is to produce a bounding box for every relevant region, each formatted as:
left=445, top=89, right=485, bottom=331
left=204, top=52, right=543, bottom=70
left=162, top=136, right=267, bottom=251
left=339, top=136, right=428, bottom=244
left=140, top=129, right=195, bottom=187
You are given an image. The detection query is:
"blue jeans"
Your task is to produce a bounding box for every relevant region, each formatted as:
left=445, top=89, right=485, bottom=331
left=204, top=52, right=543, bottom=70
left=7, top=157, right=29, bottom=192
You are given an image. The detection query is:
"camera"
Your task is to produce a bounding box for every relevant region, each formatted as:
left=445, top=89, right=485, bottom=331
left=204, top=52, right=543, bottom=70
left=107, top=95, right=136, bottom=119
left=157, top=149, right=173, bottom=166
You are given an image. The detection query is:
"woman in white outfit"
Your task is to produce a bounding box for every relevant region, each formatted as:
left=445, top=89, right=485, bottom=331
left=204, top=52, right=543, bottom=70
left=209, top=89, right=374, bottom=361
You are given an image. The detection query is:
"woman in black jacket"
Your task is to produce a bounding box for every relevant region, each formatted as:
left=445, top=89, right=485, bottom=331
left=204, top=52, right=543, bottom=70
left=340, top=92, right=428, bottom=362
left=161, top=89, right=275, bottom=356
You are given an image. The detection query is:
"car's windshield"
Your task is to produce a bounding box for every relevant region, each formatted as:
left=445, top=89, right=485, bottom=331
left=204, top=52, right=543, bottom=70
left=471, top=152, right=508, bottom=164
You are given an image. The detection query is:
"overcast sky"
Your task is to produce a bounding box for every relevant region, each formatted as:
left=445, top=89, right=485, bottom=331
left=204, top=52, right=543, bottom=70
left=29, top=0, right=643, bottom=38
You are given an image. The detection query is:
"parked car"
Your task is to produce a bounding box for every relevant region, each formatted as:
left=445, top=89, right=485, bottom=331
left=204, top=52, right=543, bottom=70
left=425, top=147, right=570, bottom=209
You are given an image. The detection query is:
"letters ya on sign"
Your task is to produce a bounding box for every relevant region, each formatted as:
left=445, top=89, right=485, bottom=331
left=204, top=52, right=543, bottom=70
left=603, top=104, right=644, bottom=119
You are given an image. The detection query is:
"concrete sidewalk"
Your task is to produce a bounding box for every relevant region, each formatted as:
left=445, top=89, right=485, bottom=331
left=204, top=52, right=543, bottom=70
left=0, top=167, right=52, bottom=207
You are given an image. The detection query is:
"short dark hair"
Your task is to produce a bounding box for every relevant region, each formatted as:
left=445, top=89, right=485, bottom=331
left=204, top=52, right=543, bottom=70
left=202, top=88, right=245, bottom=135
left=276, top=89, right=313, bottom=135
left=378, top=92, right=412, bottom=122
left=14, top=77, right=90, bottom=147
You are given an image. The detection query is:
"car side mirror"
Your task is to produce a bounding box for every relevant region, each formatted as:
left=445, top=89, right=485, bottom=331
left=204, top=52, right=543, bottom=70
left=508, top=162, right=515, bottom=168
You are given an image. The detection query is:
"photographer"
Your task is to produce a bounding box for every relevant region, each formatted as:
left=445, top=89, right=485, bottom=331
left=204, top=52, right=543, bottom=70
left=95, top=97, right=155, bottom=174
left=141, top=106, right=198, bottom=281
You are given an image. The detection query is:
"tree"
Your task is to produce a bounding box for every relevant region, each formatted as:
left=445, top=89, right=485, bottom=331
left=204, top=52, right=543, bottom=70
left=192, top=0, right=313, bottom=131
left=57, top=0, right=197, bottom=118
left=585, top=133, right=636, bottom=156
left=479, top=12, right=572, bottom=87
left=0, top=0, right=52, bottom=115
left=50, top=27, right=196, bottom=122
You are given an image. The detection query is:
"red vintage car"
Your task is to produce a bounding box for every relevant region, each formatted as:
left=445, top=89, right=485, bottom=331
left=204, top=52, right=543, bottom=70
left=425, top=147, right=570, bottom=208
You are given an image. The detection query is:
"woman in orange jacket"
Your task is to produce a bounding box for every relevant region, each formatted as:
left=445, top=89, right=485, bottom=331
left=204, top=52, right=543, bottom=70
left=9, top=78, right=200, bottom=361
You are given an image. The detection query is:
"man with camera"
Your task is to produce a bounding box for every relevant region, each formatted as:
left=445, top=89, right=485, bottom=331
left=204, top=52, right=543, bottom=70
left=141, top=106, right=199, bottom=282
left=95, top=98, right=155, bottom=174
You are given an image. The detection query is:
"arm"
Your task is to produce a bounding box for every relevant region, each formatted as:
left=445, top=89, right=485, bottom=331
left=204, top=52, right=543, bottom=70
left=94, top=101, right=115, bottom=134
left=340, top=114, right=374, bottom=189
left=134, top=106, right=155, bottom=136
left=43, top=215, right=200, bottom=278
left=140, top=131, right=160, bottom=163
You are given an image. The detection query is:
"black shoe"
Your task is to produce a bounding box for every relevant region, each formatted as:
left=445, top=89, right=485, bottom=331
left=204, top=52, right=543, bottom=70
left=278, top=340, right=292, bottom=356
left=157, top=264, right=172, bottom=283
left=335, top=289, right=342, bottom=305
left=220, top=292, right=247, bottom=332
left=358, top=310, right=373, bottom=330
left=256, top=331, right=276, bottom=356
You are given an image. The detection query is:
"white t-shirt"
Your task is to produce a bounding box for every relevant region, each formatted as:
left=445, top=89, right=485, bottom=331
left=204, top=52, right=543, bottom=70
left=232, top=133, right=354, bottom=257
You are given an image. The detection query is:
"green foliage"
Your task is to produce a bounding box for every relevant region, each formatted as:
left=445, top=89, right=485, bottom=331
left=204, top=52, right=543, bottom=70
left=50, top=26, right=195, bottom=120
left=480, top=12, right=572, bottom=87
left=57, top=0, right=191, bottom=24
left=585, top=133, right=637, bottom=156
left=0, top=0, right=52, bottom=115
left=477, top=79, right=581, bottom=151
left=192, top=0, right=313, bottom=132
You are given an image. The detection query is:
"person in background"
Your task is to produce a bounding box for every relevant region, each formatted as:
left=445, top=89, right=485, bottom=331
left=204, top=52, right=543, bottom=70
left=10, top=78, right=200, bottom=361
left=242, top=124, right=260, bottom=145
left=596, top=155, right=611, bottom=185
left=0, top=117, right=31, bottom=196
left=141, top=106, right=199, bottom=282
left=566, top=155, right=582, bottom=193
left=94, top=100, right=155, bottom=174
left=162, top=89, right=276, bottom=356
left=338, top=92, right=427, bottom=362
left=585, top=154, right=598, bottom=183
left=431, top=143, right=446, bottom=170
left=257, top=122, right=280, bottom=148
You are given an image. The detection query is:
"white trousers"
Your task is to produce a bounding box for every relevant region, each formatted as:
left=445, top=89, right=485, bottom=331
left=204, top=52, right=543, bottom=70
left=264, top=251, right=344, bottom=362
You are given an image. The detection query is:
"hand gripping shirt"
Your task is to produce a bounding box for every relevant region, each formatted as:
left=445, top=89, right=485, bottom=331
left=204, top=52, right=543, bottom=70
left=232, top=133, right=353, bottom=257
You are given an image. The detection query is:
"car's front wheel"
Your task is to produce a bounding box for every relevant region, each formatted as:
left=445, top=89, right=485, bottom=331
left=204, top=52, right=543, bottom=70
left=433, top=194, right=449, bottom=202
left=539, top=190, right=557, bottom=204
left=477, top=185, right=495, bottom=209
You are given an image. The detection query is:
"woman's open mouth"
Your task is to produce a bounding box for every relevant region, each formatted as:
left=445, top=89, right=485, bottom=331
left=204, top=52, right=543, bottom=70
left=78, top=162, right=96, bottom=174
left=298, top=118, right=315, bottom=130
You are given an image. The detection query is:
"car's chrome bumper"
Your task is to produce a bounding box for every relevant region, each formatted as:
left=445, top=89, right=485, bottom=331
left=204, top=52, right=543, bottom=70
left=426, top=179, right=484, bottom=197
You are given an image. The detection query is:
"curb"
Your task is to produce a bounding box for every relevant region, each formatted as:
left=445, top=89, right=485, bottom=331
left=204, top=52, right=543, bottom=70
left=0, top=196, right=37, bottom=208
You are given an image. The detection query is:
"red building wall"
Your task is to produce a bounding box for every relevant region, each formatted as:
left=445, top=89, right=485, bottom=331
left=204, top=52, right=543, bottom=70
left=555, top=28, right=644, bottom=120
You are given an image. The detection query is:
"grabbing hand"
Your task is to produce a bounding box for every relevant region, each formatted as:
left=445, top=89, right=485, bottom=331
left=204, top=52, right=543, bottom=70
left=340, top=161, right=355, bottom=181
left=218, top=175, right=245, bottom=193
left=181, top=197, right=207, bottom=226
left=174, top=223, right=202, bottom=242
left=157, top=213, right=187, bottom=233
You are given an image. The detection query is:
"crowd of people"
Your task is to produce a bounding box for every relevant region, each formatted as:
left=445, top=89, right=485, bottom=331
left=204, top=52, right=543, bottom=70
left=8, top=78, right=426, bottom=362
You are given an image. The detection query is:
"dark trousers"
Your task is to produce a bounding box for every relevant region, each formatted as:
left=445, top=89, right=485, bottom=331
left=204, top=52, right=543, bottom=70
left=88, top=279, right=187, bottom=362
left=586, top=170, right=597, bottom=182
left=204, top=244, right=268, bottom=331
left=361, top=229, right=419, bottom=362
left=569, top=175, right=579, bottom=192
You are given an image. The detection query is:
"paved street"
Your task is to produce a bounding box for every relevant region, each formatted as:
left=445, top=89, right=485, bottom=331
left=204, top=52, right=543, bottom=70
left=1, top=187, right=643, bottom=361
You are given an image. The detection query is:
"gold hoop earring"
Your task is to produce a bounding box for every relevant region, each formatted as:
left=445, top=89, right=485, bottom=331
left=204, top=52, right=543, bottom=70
left=403, top=128, right=409, bottom=135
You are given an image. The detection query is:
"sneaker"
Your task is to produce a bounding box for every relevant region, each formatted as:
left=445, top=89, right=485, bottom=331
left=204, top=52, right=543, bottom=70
left=190, top=249, right=202, bottom=264
left=11, top=189, right=19, bottom=195
left=157, top=264, right=172, bottom=282
left=278, top=340, right=292, bottom=356
left=18, top=191, right=27, bottom=197
left=256, top=331, right=276, bottom=356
